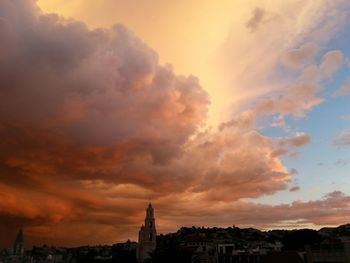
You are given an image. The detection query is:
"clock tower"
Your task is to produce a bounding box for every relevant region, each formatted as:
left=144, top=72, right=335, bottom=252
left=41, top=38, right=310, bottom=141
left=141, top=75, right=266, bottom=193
left=137, top=203, right=157, bottom=262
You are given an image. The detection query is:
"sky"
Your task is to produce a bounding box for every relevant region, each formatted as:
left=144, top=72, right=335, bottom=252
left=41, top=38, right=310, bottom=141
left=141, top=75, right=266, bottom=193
left=1, top=0, right=350, bottom=247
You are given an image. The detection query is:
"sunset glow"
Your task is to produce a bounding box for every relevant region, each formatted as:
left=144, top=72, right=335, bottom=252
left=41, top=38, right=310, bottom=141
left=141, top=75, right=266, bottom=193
left=1, top=0, right=350, bottom=248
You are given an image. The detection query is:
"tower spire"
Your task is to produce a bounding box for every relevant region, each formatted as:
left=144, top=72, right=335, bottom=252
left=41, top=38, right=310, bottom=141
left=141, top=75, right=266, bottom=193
left=13, top=227, right=24, bottom=256
left=137, top=203, right=157, bottom=262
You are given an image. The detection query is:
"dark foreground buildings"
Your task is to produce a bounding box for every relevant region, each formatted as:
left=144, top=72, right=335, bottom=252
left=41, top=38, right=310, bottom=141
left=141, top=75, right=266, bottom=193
left=4, top=209, right=350, bottom=263
left=0, top=228, right=25, bottom=263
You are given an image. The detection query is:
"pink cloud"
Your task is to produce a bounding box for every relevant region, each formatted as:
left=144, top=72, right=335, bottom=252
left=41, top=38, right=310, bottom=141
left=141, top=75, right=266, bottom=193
left=334, top=130, right=350, bottom=147
left=281, top=43, right=319, bottom=69
left=0, top=0, right=339, bottom=248
left=320, top=50, right=344, bottom=77
left=334, top=79, right=350, bottom=97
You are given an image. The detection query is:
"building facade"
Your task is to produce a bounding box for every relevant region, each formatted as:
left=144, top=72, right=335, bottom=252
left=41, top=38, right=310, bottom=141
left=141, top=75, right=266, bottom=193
left=306, top=238, right=350, bottom=263
left=137, top=203, right=157, bottom=263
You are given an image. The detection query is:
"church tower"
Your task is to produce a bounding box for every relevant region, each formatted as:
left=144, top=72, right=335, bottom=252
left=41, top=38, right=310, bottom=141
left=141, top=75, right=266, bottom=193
left=137, top=203, right=157, bottom=263
left=13, top=227, right=24, bottom=256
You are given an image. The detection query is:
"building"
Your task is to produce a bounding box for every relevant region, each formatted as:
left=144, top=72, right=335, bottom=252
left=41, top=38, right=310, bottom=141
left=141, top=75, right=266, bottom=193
left=306, top=238, right=350, bottom=263
left=137, top=203, right=157, bottom=263
left=30, top=246, right=71, bottom=263
left=0, top=228, right=26, bottom=263
left=216, top=242, right=303, bottom=263
left=13, top=227, right=24, bottom=257
left=185, top=234, right=216, bottom=263
left=216, top=244, right=262, bottom=263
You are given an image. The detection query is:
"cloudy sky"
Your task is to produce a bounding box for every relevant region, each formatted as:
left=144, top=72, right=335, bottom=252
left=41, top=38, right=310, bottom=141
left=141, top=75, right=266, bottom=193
left=1, top=0, right=350, bottom=247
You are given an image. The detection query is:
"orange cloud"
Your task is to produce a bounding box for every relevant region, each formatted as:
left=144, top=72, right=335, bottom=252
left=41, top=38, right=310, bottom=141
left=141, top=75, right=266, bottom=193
left=0, top=0, right=346, bottom=248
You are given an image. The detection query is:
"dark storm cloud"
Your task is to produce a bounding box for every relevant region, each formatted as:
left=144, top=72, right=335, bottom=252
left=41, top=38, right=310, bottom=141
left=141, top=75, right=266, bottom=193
left=0, top=0, right=209, bottom=246
left=0, top=0, right=319, bottom=247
